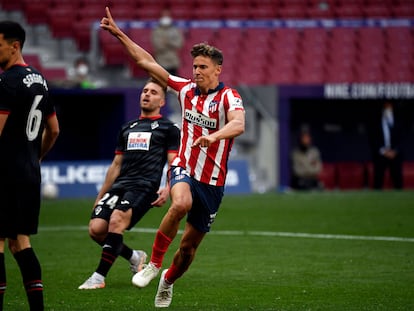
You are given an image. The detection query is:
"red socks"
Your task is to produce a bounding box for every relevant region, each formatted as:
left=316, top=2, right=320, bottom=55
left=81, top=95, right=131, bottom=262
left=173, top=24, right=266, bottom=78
left=150, top=230, right=172, bottom=268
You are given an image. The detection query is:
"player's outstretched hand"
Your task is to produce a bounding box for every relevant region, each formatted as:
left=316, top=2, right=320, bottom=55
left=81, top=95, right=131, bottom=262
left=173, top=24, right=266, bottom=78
left=100, top=6, right=120, bottom=37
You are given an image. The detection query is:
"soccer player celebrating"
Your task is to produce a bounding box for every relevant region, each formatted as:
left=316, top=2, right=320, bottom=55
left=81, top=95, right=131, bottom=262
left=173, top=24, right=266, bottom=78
left=78, top=78, right=180, bottom=289
left=0, top=21, right=60, bottom=310
left=101, top=7, right=245, bottom=308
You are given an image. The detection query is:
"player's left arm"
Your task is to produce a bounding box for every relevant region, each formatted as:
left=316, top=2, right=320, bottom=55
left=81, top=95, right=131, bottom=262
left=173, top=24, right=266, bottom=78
left=40, top=114, right=60, bottom=161
left=192, top=109, right=245, bottom=148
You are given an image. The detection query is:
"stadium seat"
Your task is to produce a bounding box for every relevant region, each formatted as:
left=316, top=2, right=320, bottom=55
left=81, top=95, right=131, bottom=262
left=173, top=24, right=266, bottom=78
left=334, top=3, right=363, bottom=18
left=277, top=4, right=307, bottom=19
left=42, top=67, right=67, bottom=81
left=365, top=162, right=393, bottom=189
left=306, top=5, right=335, bottom=19
left=337, top=162, right=366, bottom=190
left=363, top=3, right=392, bottom=17
left=318, top=162, right=337, bottom=190
left=194, top=6, right=222, bottom=20
left=72, top=19, right=95, bottom=52
left=25, top=54, right=43, bottom=71
left=136, top=6, right=165, bottom=20
left=297, top=63, right=326, bottom=84
left=22, top=0, right=51, bottom=25
left=250, top=5, right=278, bottom=19
left=47, top=8, right=74, bottom=38
left=99, top=28, right=132, bottom=66
left=169, top=5, right=194, bottom=20
left=222, top=6, right=251, bottom=19
left=355, top=64, right=385, bottom=83
left=77, top=5, right=104, bottom=24
left=0, top=0, right=24, bottom=10
left=187, top=28, right=215, bottom=45
left=403, top=162, right=414, bottom=189
left=107, top=6, right=138, bottom=20
left=392, top=3, right=414, bottom=17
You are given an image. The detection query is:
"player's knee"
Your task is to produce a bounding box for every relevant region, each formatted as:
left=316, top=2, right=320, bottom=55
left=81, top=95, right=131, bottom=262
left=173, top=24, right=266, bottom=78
left=169, top=196, right=191, bottom=219
left=89, top=225, right=105, bottom=243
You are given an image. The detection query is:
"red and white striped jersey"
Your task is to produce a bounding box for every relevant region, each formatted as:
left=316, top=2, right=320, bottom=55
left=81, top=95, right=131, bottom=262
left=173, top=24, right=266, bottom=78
left=168, top=75, right=244, bottom=186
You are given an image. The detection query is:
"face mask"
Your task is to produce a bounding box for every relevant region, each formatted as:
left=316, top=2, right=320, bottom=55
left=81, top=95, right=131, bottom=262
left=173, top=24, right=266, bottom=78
left=76, top=64, right=89, bottom=76
left=159, top=16, right=172, bottom=27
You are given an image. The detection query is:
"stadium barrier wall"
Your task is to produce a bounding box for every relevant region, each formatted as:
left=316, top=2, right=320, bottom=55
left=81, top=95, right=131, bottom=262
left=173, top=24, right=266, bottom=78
left=41, top=159, right=251, bottom=199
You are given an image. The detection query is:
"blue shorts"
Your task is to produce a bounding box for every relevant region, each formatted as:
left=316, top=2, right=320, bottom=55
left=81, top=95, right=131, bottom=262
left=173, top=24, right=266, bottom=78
left=169, top=166, right=224, bottom=233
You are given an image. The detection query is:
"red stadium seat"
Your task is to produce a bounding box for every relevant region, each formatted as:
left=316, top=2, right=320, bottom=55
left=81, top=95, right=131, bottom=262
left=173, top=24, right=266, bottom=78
left=42, top=67, right=67, bottom=81
left=337, top=162, right=366, bottom=190
left=318, top=162, right=337, bottom=190
left=72, top=19, right=95, bottom=52
left=187, top=28, right=215, bottom=45
left=222, top=6, right=251, bottom=19
left=194, top=6, right=222, bottom=20
left=277, top=4, right=307, bottom=19
left=392, top=3, right=414, bottom=17
left=334, top=3, right=363, bottom=18
left=169, top=6, right=194, bottom=20
left=250, top=5, right=277, bottom=19
left=366, top=162, right=393, bottom=189
left=363, top=3, right=392, bottom=18
left=0, top=0, right=24, bottom=10
left=307, top=5, right=335, bottom=18
left=403, top=162, right=414, bottom=189
left=25, top=54, right=43, bottom=71
left=47, top=8, right=74, bottom=38
left=22, top=0, right=51, bottom=24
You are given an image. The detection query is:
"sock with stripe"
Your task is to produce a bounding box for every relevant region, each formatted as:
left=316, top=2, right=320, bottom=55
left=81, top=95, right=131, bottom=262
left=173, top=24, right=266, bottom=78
left=96, top=232, right=123, bottom=277
left=14, top=248, right=44, bottom=311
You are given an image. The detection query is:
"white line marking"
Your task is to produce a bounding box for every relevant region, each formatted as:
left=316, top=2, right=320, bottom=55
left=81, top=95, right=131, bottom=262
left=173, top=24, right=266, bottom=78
left=38, top=226, right=414, bottom=243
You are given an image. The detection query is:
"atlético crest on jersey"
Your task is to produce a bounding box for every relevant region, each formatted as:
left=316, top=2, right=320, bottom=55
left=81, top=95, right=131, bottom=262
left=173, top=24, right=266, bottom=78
left=209, top=100, right=219, bottom=113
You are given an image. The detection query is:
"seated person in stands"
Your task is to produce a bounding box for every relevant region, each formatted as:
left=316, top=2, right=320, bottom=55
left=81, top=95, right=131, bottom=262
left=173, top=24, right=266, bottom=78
left=291, top=129, right=323, bottom=190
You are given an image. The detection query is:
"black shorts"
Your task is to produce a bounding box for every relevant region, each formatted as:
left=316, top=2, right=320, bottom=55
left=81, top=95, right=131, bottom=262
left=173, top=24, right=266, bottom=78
left=91, top=188, right=158, bottom=230
left=0, top=182, right=41, bottom=239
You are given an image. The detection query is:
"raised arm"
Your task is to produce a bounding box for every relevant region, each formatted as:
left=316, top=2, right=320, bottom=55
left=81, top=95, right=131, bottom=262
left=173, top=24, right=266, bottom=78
left=100, top=7, right=169, bottom=87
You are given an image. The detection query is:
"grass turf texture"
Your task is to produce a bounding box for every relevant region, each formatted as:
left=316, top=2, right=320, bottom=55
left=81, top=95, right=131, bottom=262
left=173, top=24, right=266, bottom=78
left=3, top=191, right=414, bottom=310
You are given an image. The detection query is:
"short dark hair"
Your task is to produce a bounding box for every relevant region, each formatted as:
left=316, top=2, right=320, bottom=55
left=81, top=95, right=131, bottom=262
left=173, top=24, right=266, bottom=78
left=0, top=21, right=26, bottom=49
left=191, top=43, right=223, bottom=65
left=145, top=77, right=167, bottom=96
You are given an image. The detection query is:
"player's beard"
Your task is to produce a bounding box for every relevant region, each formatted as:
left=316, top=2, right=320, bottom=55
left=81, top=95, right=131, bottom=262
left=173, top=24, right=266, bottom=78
left=141, top=105, right=157, bottom=114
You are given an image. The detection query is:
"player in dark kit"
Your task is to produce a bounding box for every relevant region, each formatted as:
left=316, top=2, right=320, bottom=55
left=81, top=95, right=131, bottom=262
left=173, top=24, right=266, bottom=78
left=0, top=21, right=60, bottom=310
left=78, top=78, right=180, bottom=289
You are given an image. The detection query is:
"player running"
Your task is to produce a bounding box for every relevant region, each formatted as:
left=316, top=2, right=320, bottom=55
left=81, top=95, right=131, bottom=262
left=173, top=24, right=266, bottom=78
left=101, top=7, right=245, bottom=308
left=78, top=78, right=180, bottom=290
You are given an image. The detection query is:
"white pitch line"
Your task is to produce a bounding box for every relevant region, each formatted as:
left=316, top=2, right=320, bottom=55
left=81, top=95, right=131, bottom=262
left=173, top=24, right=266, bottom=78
left=38, top=226, right=414, bottom=243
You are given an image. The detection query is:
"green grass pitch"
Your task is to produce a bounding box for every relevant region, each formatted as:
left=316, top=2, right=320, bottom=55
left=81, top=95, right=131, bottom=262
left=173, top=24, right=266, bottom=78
left=3, top=191, right=414, bottom=310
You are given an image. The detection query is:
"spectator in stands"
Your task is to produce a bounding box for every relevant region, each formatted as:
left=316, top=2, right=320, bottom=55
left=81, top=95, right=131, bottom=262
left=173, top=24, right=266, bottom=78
left=151, top=9, right=184, bottom=76
left=291, top=129, right=323, bottom=190
left=368, top=101, right=404, bottom=190
left=66, top=57, right=107, bottom=89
